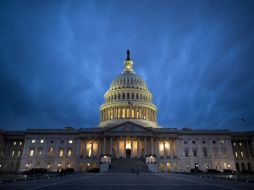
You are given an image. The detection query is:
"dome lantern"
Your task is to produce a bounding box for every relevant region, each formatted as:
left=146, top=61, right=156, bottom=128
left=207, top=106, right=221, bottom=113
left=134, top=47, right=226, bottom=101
left=123, top=49, right=134, bottom=73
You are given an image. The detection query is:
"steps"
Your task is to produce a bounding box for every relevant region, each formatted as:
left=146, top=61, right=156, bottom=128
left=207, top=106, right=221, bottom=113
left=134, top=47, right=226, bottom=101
left=108, top=158, right=149, bottom=173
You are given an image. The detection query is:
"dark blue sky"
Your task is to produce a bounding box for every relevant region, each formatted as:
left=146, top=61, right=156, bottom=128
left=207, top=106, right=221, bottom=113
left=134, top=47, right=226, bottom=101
left=0, top=0, right=254, bottom=131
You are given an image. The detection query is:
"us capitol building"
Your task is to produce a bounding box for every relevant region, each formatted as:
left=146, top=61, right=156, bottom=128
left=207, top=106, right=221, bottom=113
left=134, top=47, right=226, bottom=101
left=0, top=51, right=253, bottom=173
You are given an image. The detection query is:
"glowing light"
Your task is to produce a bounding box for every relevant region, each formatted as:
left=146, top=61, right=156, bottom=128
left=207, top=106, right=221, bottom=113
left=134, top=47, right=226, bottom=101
left=29, top=150, right=34, bottom=157
left=126, top=141, right=131, bottom=149
left=59, top=149, right=63, bottom=157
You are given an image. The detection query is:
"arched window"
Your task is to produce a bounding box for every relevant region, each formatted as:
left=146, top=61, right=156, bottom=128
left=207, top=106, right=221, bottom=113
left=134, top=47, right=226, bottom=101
left=203, top=147, right=208, bottom=157
left=123, top=93, right=125, bottom=99
left=242, top=162, right=246, bottom=172
left=247, top=163, right=251, bottom=172
left=236, top=163, right=239, bottom=172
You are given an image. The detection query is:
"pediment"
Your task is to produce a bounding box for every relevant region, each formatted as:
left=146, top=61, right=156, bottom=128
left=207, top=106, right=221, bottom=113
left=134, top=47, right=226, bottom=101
left=104, top=121, right=152, bottom=133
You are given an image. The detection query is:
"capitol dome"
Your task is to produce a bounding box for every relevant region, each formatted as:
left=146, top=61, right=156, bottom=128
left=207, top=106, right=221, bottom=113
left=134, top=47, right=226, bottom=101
left=99, top=50, right=157, bottom=128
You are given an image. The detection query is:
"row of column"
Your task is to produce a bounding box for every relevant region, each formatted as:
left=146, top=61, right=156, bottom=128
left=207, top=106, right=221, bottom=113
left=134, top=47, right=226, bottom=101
left=100, top=106, right=156, bottom=122
left=80, top=137, right=176, bottom=159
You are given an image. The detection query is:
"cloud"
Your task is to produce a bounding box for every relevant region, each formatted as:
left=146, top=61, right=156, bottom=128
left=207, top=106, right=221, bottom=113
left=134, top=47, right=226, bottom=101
left=0, top=0, right=254, bottom=131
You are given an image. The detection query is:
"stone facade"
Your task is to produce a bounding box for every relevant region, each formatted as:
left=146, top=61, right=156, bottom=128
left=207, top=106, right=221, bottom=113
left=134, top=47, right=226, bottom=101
left=0, top=126, right=253, bottom=173
left=0, top=51, right=253, bottom=173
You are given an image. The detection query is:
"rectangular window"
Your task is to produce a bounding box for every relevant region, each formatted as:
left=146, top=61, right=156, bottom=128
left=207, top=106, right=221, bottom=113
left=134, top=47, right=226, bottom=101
left=39, top=150, right=43, bottom=156
left=32, top=140, right=36, bottom=144
left=17, top=151, right=21, bottom=157
left=13, top=141, right=16, bottom=145
left=29, top=150, right=34, bottom=157
left=11, top=150, right=15, bottom=157
left=241, top=151, right=244, bottom=157
left=59, top=149, right=63, bottom=157
left=68, top=140, right=73, bottom=144
left=68, top=149, right=72, bottom=157
left=19, top=142, right=22, bottom=146
left=185, top=150, right=188, bottom=157
left=49, top=147, right=53, bottom=156
left=235, top=152, right=238, bottom=158
left=193, top=150, right=197, bottom=157
left=40, top=139, right=44, bottom=144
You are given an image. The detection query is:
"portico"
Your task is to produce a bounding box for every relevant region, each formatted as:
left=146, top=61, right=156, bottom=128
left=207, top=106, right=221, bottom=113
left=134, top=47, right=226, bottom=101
left=79, top=122, right=177, bottom=160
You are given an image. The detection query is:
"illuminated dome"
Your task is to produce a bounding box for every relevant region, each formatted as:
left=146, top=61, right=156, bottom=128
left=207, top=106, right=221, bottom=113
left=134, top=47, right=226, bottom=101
left=99, top=50, right=157, bottom=128
left=109, top=72, right=148, bottom=91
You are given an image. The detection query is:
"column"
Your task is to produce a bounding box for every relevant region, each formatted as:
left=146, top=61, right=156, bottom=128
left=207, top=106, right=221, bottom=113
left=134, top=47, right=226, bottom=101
left=137, top=137, right=140, bottom=158
left=163, top=139, right=166, bottom=158
left=246, top=141, right=251, bottom=158
left=144, top=137, right=147, bottom=157
left=91, top=139, right=94, bottom=157
left=176, top=139, right=181, bottom=158
left=78, top=139, right=82, bottom=157
left=124, top=137, right=126, bottom=158
left=117, top=137, right=120, bottom=158
left=131, top=137, right=133, bottom=158
left=110, top=137, right=113, bottom=156
left=98, top=138, right=101, bottom=157
left=103, top=137, right=106, bottom=155
left=173, top=139, right=177, bottom=157
left=156, top=138, right=159, bottom=157
left=84, top=140, right=87, bottom=158
left=151, top=137, right=154, bottom=155
left=226, top=139, right=233, bottom=157
left=170, top=139, right=173, bottom=159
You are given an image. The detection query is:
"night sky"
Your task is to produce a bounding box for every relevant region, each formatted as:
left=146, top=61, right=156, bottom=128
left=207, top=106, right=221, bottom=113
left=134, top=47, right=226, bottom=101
left=0, top=0, right=254, bottom=131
